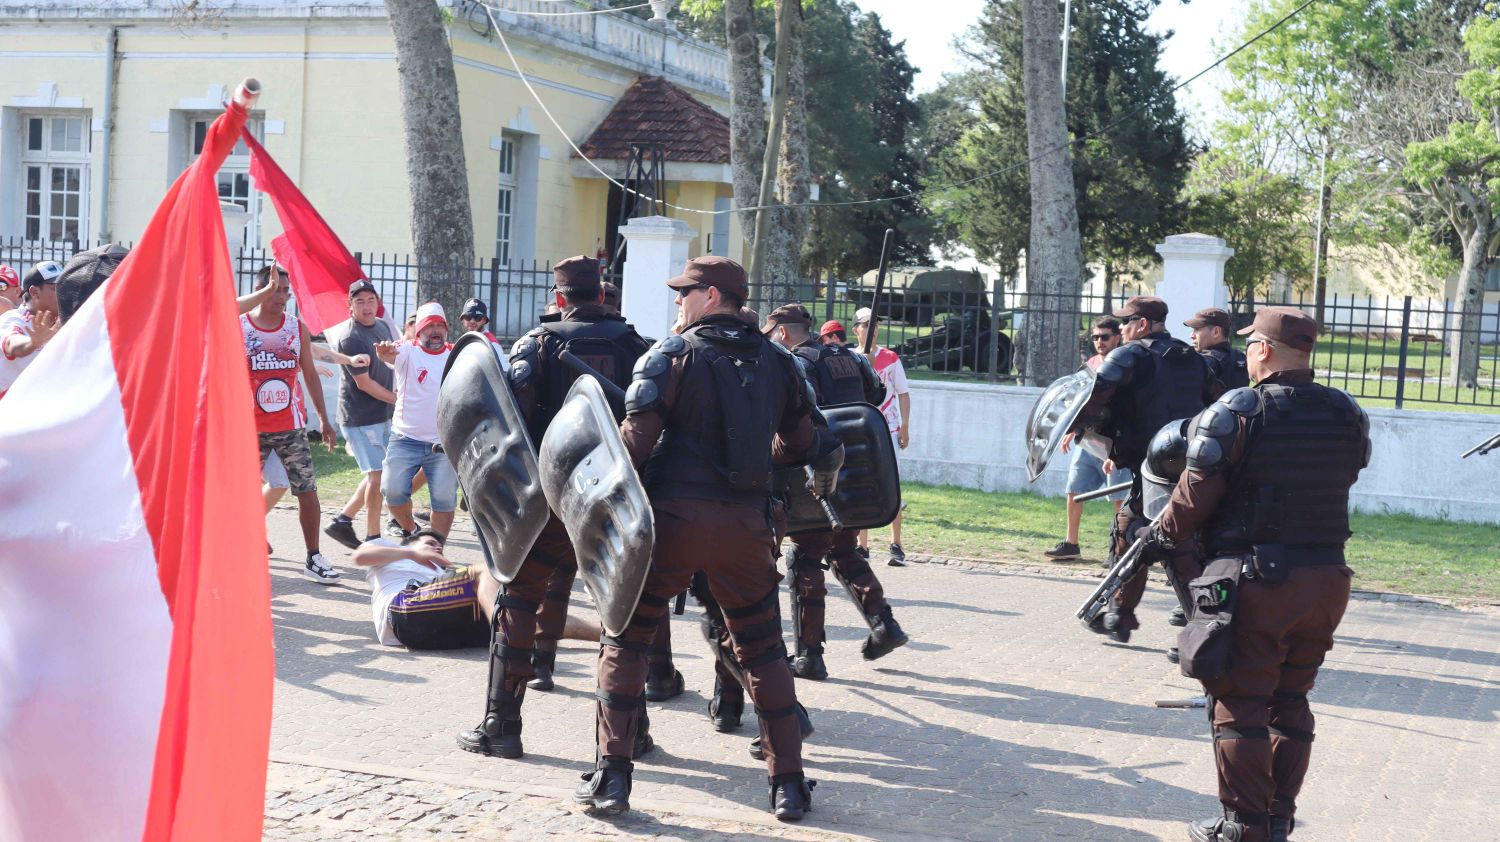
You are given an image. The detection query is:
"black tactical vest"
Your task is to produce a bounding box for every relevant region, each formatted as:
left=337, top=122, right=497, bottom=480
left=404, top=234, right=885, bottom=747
left=1114, top=336, right=1210, bottom=469
left=527, top=313, right=647, bottom=441
left=1201, top=382, right=1367, bottom=558
left=644, top=320, right=797, bottom=504
left=1204, top=344, right=1250, bottom=390
left=792, top=342, right=867, bottom=406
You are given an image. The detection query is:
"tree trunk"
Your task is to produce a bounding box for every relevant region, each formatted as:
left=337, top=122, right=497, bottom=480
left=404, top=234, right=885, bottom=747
left=725, top=0, right=767, bottom=249
left=1450, top=215, right=1490, bottom=389
left=762, top=0, right=809, bottom=306
left=1019, top=0, right=1084, bottom=386
left=385, top=0, right=474, bottom=328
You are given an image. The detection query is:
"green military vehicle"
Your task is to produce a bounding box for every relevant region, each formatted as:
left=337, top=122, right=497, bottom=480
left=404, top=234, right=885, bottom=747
left=844, top=266, right=1013, bottom=374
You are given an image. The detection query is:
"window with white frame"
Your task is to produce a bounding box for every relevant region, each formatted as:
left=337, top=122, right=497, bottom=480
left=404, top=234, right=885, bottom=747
left=187, top=115, right=263, bottom=247
left=496, top=135, right=517, bottom=266
left=20, top=112, right=91, bottom=242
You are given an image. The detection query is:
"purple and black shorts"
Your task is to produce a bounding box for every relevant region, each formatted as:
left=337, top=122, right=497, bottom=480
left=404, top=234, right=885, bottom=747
left=388, top=566, right=491, bottom=650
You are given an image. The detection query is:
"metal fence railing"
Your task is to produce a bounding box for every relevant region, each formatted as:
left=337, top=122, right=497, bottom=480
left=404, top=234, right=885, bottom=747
left=5, top=236, right=1496, bottom=410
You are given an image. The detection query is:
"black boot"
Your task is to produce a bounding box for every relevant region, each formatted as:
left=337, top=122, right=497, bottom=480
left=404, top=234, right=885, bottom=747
left=528, top=640, right=557, bottom=692
left=644, top=664, right=684, bottom=702
left=1169, top=606, right=1188, bottom=627
left=861, top=606, right=909, bottom=661
left=1188, top=810, right=1269, bottom=842
left=748, top=703, right=815, bottom=760
left=1167, top=647, right=1181, bottom=664
left=709, top=675, right=744, bottom=733
left=1102, top=611, right=1132, bottom=643
left=1269, top=816, right=1292, bottom=842
left=456, top=651, right=525, bottom=759
left=769, top=773, right=815, bottom=822
left=574, top=757, right=632, bottom=815
left=633, top=707, right=655, bottom=759
left=791, top=644, right=828, bottom=680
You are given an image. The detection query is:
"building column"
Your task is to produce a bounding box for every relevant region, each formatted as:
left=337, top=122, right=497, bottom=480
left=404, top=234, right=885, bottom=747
left=620, top=215, right=697, bottom=342
left=1153, top=233, right=1234, bottom=343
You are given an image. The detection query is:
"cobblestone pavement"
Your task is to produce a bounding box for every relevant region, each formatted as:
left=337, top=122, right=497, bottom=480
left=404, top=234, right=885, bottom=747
left=266, top=506, right=1499, bottom=841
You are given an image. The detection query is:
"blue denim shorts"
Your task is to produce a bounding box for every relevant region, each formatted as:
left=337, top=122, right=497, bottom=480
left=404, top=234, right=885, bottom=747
left=381, top=433, right=459, bottom=512
left=342, top=420, right=391, bottom=474
left=1065, top=446, right=1132, bottom=500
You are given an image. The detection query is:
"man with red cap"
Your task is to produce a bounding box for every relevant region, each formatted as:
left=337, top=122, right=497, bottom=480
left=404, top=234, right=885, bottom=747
left=575, top=256, right=831, bottom=821
left=0, top=265, right=24, bottom=319
left=375, top=301, right=458, bottom=538
left=1066, top=295, right=1220, bottom=646
left=763, top=304, right=907, bottom=680
left=1137, top=307, right=1369, bottom=842
left=457, top=256, right=653, bottom=761
left=0, top=261, right=63, bottom=401
left=1186, top=307, right=1250, bottom=391
left=818, top=319, right=847, bottom=346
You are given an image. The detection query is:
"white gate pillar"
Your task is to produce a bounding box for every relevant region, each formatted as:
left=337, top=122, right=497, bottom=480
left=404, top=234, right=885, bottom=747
left=1153, top=233, right=1234, bottom=342
left=620, top=215, right=697, bottom=342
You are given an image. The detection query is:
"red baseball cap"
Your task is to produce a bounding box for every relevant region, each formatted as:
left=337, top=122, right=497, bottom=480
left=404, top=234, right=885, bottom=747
left=413, top=301, right=449, bottom=335
left=0, top=265, right=18, bottom=289
left=819, top=319, right=846, bottom=337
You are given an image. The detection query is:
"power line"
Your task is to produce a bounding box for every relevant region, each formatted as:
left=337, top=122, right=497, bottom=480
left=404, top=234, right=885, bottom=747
left=486, top=1, right=655, bottom=17
left=478, top=0, right=1323, bottom=216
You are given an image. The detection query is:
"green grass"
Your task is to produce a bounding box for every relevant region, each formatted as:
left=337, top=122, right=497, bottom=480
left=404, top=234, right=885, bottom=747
left=863, top=483, right=1500, bottom=602
left=311, top=446, right=369, bottom=500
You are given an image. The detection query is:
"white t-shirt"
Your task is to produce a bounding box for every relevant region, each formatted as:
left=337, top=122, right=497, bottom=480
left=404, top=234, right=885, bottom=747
left=868, top=346, right=910, bottom=432
left=364, top=538, right=444, bottom=646
left=0, top=308, right=36, bottom=396
left=390, top=340, right=452, bottom=443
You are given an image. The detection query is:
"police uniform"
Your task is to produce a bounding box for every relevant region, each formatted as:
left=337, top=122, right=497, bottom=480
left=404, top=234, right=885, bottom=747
left=457, top=256, right=650, bottom=760
left=1150, top=308, right=1370, bottom=842
left=576, top=257, right=824, bottom=820
left=1070, top=296, right=1221, bottom=639
left=1186, top=308, right=1250, bottom=391
left=762, top=304, right=906, bottom=680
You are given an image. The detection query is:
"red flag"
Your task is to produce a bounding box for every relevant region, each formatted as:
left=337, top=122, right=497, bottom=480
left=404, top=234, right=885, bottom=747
left=0, top=99, right=272, bottom=841
left=244, top=130, right=365, bottom=334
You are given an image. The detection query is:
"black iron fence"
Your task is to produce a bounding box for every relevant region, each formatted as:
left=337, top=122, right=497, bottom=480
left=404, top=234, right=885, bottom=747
left=6, top=237, right=1496, bottom=410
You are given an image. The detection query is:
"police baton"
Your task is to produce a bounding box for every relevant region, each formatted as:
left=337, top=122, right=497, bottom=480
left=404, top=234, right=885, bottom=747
left=862, top=228, right=896, bottom=356
left=1460, top=431, right=1500, bottom=458
left=1071, top=480, right=1131, bottom=504
left=806, top=466, right=844, bottom=532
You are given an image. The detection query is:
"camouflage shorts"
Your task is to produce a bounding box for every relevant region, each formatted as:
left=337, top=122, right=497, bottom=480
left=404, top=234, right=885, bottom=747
left=259, top=429, right=317, bottom=495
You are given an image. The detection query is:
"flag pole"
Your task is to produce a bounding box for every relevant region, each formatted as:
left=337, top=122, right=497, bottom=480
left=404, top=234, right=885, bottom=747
left=234, top=78, right=261, bottom=109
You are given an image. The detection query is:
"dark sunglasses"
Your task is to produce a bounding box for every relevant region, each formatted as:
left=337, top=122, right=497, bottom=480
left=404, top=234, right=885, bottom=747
left=1245, top=337, right=1275, bottom=350
left=1090, top=333, right=1118, bottom=341
left=675, top=283, right=711, bottom=296
left=1120, top=315, right=1146, bottom=325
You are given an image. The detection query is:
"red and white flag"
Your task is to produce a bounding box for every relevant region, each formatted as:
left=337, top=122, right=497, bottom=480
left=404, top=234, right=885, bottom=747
left=0, top=98, right=273, bottom=840
left=244, top=129, right=368, bottom=334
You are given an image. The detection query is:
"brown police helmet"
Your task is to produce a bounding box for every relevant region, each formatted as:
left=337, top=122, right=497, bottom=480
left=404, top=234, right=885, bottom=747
left=1183, top=307, right=1231, bottom=331
left=665, top=256, right=749, bottom=301
left=554, top=255, right=602, bottom=293
left=1112, top=295, right=1169, bottom=323
left=1236, top=306, right=1319, bottom=352
left=762, top=303, right=813, bottom=335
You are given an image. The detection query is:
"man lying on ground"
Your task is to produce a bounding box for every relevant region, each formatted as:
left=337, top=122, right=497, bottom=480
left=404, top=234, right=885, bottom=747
left=353, top=529, right=497, bottom=650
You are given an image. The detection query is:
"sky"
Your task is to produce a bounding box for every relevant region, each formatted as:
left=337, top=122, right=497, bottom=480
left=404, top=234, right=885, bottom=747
left=852, top=0, right=1253, bottom=127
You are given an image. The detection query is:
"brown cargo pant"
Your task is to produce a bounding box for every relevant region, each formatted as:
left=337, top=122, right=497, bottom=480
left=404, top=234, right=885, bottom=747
left=595, top=498, right=803, bottom=776
left=786, top=528, right=887, bottom=649
left=492, top=515, right=576, bottom=693
left=1110, top=493, right=1198, bottom=629
left=1200, top=564, right=1352, bottom=825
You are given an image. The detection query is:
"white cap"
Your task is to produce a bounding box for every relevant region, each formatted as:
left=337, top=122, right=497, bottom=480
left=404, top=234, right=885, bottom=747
left=854, top=307, right=872, bottom=325
left=414, top=301, right=448, bottom=334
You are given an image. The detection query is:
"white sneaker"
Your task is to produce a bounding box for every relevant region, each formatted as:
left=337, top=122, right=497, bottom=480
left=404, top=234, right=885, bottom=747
left=303, top=552, right=340, bottom=584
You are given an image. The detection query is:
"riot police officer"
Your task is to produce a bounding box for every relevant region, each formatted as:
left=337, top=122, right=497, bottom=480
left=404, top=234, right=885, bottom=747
left=763, top=304, right=908, bottom=679
left=1067, top=296, right=1220, bottom=643
left=1143, top=307, right=1369, bottom=842
left=457, top=255, right=650, bottom=760
left=575, top=257, right=832, bottom=821
left=1186, top=308, right=1250, bottom=391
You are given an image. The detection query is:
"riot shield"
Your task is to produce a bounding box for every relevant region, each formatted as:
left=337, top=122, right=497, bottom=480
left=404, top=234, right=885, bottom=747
left=780, top=402, right=901, bottom=536
left=538, top=376, right=654, bottom=638
left=1025, top=368, right=1105, bottom=482
left=438, top=332, right=549, bottom=584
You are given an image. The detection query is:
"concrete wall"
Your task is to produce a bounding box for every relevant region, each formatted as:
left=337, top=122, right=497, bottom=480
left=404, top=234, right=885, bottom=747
left=900, top=379, right=1500, bottom=525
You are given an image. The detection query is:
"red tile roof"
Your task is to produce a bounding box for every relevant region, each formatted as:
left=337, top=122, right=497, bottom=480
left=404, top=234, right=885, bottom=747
left=577, top=76, right=731, bottom=164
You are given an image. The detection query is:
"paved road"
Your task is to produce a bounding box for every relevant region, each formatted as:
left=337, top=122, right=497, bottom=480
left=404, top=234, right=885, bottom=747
left=266, top=506, right=1499, bottom=840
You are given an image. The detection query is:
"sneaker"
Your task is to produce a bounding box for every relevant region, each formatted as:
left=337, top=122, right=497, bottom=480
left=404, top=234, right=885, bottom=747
left=414, top=510, right=431, bottom=524
left=385, top=519, right=411, bottom=539
left=886, top=543, right=907, bottom=567
left=1044, top=541, right=1081, bottom=561
left=856, top=546, right=870, bottom=560
left=1169, top=606, right=1188, bottom=627
left=323, top=516, right=360, bottom=551
left=302, top=552, right=340, bottom=585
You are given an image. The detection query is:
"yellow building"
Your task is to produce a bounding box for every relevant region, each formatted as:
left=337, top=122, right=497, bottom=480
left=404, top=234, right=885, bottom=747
left=0, top=0, right=750, bottom=281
